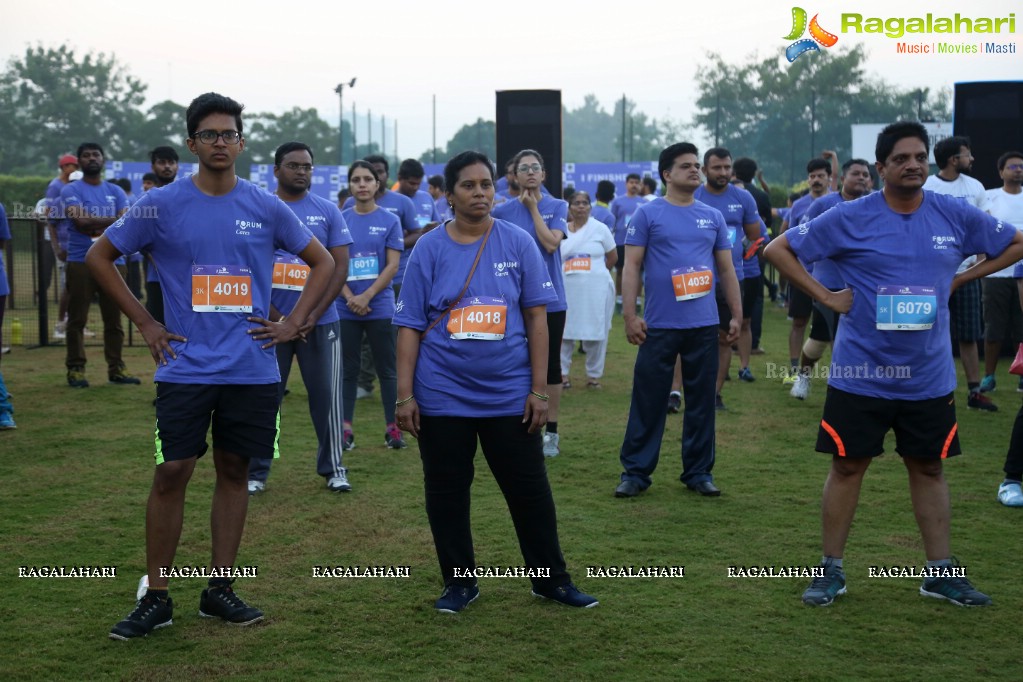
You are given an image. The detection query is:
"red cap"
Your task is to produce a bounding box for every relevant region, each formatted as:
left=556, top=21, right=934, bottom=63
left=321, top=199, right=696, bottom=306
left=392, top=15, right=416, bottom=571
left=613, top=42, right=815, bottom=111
left=59, top=154, right=79, bottom=167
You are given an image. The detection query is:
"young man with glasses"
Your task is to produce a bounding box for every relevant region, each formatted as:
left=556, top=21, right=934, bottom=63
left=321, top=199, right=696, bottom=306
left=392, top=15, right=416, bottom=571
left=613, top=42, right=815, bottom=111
left=89, top=92, right=333, bottom=640
left=924, top=136, right=995, bottom=412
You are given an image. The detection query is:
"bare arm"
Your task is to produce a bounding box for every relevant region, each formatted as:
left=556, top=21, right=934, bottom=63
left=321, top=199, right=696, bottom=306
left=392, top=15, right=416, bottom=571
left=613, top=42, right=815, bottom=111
left=622, top=244, right=647, bottom=345
left=823, top=151, right=839, bottom=191
left=953, top=230, right=1023, bottom=291
left=404, top=223, right=438, bottom=248
left=67, top=205, right=127, bottom=234
left=714, top=249, right=743, bottom=343
left=763, top=234, right=852, bottom=313
left=300, top=244, right=349, bottom=331
left=522, top=191, right=563, bottom=253
left=742, top=220, right=760, bottom=243
left=395, top=326, right=422, bottom=438
left=604, top=248, right=618, bottom=271
left=248, top=238, right=333, bottom=348
left=522, top=304, right=549, bottom=434
left=85, top=236, right=185, bottom=365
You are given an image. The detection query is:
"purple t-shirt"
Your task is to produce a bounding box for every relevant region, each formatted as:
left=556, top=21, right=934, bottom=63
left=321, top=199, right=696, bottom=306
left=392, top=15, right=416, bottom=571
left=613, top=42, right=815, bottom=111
left=492, top=194, right=568, bottom=313
left=339, top=207, right=404, bottom=322
left=271, top=192, right=353, bottom=326
left=434, top=196, right=451, bottom=222
left=803, top=192, right=848, bottom=290
left=787, top=191, right=1016, bottom=400
left=742, top=220, right=770, bottom=279
left=592, top=204, right=615, bottom=232
left=625, top=197, right=731, bottom=329
left=611, top=195, right=644, bottom=246
left=694, top=184, right=759, bottom=283
left=393, top=219, right=557, bottom=417
left=61, top=180, right=129, bottom=263
left=105, top=177, right=314, bottom=384
left=788, top=191, right=826, bottom=228
left=344, top=189, right=418, bottom=284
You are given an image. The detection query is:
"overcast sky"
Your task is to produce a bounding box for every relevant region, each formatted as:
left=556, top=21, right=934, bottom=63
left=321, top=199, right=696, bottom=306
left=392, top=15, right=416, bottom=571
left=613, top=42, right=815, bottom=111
left=3, top=0, right=1018, bottom=161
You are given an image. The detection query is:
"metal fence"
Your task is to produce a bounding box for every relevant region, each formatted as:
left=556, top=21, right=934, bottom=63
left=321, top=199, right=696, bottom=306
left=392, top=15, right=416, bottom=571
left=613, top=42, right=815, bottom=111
left=2, top=217, right=139, bottom=350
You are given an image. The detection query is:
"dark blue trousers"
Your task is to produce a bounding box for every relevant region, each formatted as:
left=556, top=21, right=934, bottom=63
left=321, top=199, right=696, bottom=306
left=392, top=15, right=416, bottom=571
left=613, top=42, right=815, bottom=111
left=619, top=325, right=718, bottom=489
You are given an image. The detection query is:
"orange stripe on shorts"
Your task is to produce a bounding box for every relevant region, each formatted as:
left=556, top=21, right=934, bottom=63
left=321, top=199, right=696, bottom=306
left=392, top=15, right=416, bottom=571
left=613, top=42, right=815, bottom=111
left=940, top=423, right=958, bottom=459
left=821, top=420, right=846, bottom=457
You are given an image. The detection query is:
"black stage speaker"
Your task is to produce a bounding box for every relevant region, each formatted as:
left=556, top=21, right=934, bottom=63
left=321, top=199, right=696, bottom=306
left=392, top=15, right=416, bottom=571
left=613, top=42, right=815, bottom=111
left=953, top=81, right=1023, bottom=189
left=496, top=90, right=563, bottom=195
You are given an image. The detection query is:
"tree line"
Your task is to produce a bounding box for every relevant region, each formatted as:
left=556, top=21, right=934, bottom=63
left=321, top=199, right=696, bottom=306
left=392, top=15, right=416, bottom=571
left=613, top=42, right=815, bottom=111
left=0, top=43, right=947, bottom=186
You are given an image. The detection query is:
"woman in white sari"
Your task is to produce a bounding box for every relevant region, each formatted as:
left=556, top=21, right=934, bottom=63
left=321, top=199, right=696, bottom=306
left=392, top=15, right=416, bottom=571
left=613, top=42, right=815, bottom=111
left=560, top=191, right=617, bottom=388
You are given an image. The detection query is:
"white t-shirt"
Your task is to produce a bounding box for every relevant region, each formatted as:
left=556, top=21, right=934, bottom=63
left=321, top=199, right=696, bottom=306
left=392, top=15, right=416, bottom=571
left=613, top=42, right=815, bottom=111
left=924, top=172, right=987, bottom=273
left=983, top=188, right=1023, bottom=278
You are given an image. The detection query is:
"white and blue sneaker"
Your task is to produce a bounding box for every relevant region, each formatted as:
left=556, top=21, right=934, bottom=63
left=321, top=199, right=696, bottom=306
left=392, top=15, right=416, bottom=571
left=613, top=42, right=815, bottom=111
left=997, top=481, right=1023, bottom=507
left=543, top=432, right=560, bottom=457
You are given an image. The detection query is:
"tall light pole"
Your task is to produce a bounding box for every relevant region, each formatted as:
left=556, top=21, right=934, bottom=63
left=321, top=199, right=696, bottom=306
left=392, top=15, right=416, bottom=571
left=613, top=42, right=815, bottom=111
left=334, top=78, right=356, bottom=166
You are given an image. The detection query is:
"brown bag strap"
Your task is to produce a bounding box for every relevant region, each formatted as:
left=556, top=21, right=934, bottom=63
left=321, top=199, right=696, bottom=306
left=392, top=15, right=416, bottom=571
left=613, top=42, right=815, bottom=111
left=421, top=220, right=494, bottom=339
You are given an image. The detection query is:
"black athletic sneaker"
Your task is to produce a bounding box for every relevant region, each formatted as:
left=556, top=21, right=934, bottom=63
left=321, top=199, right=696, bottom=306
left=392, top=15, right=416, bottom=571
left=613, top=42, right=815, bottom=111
left=109, top=595, right=174, bottom=640
left=198, top=584, right=264, bottom=625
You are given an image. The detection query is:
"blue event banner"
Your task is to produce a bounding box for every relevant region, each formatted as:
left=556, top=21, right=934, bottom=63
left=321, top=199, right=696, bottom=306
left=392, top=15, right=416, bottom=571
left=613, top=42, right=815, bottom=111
left=105, top=162, right=657, bottom=202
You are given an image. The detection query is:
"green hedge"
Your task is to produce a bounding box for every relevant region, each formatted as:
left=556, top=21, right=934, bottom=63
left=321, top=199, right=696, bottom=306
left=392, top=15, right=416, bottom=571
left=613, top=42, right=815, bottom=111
left=0, top=175, right=51, bottom=219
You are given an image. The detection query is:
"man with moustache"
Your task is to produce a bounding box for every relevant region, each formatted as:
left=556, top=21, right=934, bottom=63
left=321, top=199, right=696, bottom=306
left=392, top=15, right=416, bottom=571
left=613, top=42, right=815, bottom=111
left=248, top=141, right=353, bottom=494
left=767, top=121, right=1023, bottom=607
left=789, top=158, right=872, bottom=400
left=780, top=158, right=833, bottom=382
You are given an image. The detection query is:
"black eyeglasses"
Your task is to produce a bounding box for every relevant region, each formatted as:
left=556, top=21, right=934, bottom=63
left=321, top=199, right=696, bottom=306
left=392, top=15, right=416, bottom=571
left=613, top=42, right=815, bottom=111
left=517, top=163, right=542, bottom=174
left=282, top=163, right=313, bottom=172
left=193, top=130, right=241, bottom=145
left=1006, top=163, right=1023, bottom=171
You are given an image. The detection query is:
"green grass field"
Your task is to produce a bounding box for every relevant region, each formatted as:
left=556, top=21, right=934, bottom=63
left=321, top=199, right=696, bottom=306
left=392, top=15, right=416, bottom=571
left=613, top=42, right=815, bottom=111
left=1, top=303, right=1020, bottom=681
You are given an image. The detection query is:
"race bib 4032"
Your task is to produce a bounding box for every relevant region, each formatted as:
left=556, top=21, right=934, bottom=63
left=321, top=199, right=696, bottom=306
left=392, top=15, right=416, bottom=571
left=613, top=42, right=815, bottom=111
left=671, top=266, right=713, bottom=302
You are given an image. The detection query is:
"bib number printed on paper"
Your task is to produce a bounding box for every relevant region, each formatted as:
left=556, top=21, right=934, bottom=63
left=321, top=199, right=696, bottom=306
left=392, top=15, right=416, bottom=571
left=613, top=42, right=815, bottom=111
left=192, top=264, right=253, bottom=312
left=272, top=255, right=310, bottom=291
left=349, top=251, right=379, bottom=281
left=563, top=253, right=592, bottom=274
left=671, top=266, right=714, bottom=302
left=876, top=285, right=937, bottom=330
left=447, top=296, right=508, bottom=340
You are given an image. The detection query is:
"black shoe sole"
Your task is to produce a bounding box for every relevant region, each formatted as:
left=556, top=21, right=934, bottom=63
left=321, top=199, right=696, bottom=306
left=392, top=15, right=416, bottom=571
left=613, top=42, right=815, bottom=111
left=108, top=619, right=172, bottom=640
left=198, top=610, right=265, bottom=626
